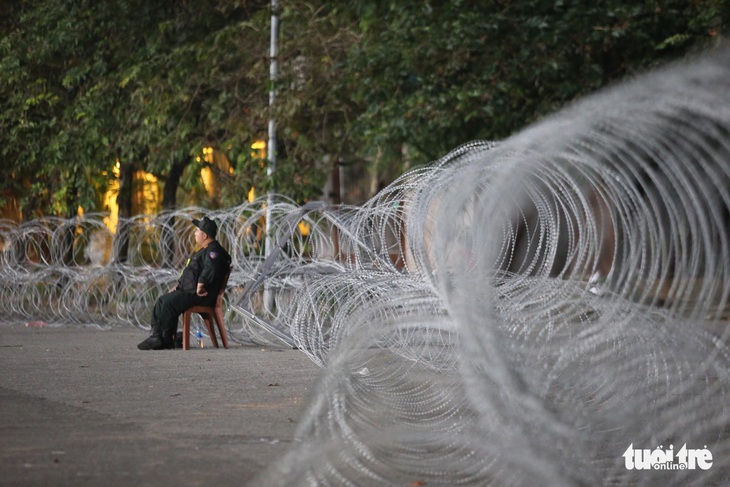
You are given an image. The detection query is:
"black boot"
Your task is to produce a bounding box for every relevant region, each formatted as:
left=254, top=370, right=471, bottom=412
left=137, top=333, right=175, bottom=350
left=173, top=331, right=183, bottom=349
left=137, top=333, right=164, bottom=350
left=161, top=330, right=175, bottom=350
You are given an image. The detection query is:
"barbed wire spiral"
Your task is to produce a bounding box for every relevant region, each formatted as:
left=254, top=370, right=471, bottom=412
left=254, top=45, right=730, bottom=486
left=2, top=45, right=730, bottom=485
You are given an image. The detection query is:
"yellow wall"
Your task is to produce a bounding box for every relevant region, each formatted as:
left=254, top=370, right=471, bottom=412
left=99, top=141, right=266, bottom=232
left=102, top=161, right=160, bottom=233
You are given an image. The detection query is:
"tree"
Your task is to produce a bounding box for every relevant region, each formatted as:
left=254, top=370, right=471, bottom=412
left=1, top=0, right=727, bottom=219
left=331, top=0, right=728, bottom=172
left=0, top=0, right=271, bottom=217
left=253, top=1, right=727, bottom=203
left=0, top=0, right=147, bottom=220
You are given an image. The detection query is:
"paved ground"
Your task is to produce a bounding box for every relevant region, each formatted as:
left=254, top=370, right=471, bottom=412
left=0, top=322, right=322, bottom=487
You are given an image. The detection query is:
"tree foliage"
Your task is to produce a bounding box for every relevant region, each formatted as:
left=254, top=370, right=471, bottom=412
left=0, top=0, right=269, bottom=218
left=327, top=0, right=728, bottom=171
left=1, top=0, right=727, bottom=217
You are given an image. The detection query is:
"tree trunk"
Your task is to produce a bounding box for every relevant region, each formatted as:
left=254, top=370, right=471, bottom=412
left=61, top=176, right=78, bottom=266
left=160, top=158, right=188, bottom=268
left=114, top=161, right=134, bottom=264
left=328, top=157, right=341, bottom=261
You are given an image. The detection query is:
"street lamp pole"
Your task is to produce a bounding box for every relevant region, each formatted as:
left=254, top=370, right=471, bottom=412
left=264, top=0, right=279, bottom=311
left=267, top=0, right=278, bottom=185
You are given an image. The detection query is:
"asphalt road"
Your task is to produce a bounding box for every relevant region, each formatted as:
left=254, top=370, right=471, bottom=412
left=0, top=322, right=322, bottom=487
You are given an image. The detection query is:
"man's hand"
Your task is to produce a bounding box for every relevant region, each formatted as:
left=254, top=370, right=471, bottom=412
left=196, top=283, right=208, bottom=297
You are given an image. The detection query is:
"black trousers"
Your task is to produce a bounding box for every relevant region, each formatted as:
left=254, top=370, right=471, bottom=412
left=150, top=290, right=209, bottom=337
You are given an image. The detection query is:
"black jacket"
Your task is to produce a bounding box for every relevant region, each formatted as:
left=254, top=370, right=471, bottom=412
left=177, top=240, right=231, bottom=300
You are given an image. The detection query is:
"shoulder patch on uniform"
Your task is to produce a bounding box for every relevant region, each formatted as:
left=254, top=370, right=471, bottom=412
left=209, top=251, right=218, bottom=259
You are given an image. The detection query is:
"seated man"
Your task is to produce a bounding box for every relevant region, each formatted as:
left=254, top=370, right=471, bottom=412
left=138, top=216, right=231, bottom=350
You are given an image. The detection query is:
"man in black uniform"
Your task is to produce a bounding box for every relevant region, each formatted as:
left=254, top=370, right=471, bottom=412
left=137, top=216, right=231, bottom=350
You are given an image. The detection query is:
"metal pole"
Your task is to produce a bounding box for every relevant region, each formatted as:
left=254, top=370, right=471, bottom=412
left=264, top=0, right=279, bottom=312
left=267, top=0, right=279, bottom=183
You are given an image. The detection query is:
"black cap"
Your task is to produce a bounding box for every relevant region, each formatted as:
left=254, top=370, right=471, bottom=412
left=192, top=216, right=217, bottom=239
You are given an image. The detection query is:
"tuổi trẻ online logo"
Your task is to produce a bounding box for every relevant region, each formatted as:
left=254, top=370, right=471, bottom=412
left=623, top=443, right=713, bottom=470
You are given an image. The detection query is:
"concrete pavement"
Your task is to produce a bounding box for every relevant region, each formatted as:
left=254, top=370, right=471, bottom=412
left=0, top=322, right=322, bottom=487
